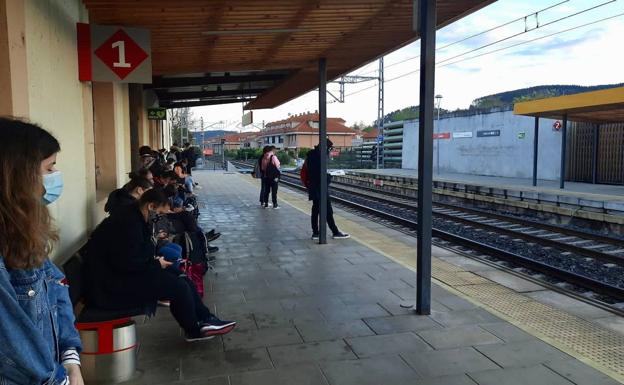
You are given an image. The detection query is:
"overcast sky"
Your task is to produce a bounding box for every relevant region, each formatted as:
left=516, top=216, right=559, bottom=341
left=192, top=0, right=624, bottom=131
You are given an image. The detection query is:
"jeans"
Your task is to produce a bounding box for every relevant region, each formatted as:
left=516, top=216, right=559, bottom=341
left=261, top=178, right=279, bottom=206
left=155, top=269, right=212, bottom=334
left=311, top=195, right=339, bottom=235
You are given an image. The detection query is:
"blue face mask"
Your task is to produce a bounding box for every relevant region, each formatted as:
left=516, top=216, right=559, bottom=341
left=43, top=171, right=63, bottom=205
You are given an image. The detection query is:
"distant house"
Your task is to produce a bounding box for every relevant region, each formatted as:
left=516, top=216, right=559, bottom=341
left=260, top=111, right=356, bottom=150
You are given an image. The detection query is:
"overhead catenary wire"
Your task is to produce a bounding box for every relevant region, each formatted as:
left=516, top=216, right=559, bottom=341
left=351, top=0, right=572, bottom=77
left=342, top=10, right=624, bottom=98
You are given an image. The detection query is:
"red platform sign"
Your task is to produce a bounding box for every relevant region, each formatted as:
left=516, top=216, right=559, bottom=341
left=433, top=132, right=451, bottom=139
left=78, top=23, right=151, bottom=83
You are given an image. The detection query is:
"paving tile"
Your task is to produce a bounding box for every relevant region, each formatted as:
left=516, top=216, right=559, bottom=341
left=180, top=347, right=273, bottom=380
left=593, top=316, right=624, bottom=334
left=122, top=357, right=181, bottom=384
left=230, top=363, right=329, bottom=385
left=526, top=290, right=613, bottom=319
left=433, top=295, right=479, bottom=311
left=467, top=365, right=573, bottom=385
left=544, top=359, right=622, bottom=385
left=346, top=332, right=431, bottom=357
left=418, top=325, right=503, bottom=350
left=475, top=340, right=571, bottom=368
left=223, top=326, right=302, bottom=350
left=320, top=303, right=391, bottom=322
left=414, top=374, right=479, bottom=385
left=428, top=309, right=502, bottom=327
left=478, top=323, right=537, bottom=343
left=267, top=340, right=357, bottom=366
left=295, top=319, right=375, bottom=342
left=320, top=356, right=420, bottom=385
left=402, top=347, right=499, bottom=378
left=170, top=377, right=229, bottom=385
left=363, top=314, right=442, bottom=334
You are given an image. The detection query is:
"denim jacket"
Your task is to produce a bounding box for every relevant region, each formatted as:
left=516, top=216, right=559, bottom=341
left=0, top=256, right=82, bottom=385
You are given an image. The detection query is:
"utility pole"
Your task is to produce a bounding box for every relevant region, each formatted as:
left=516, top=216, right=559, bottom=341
left=435, top=94, right=442, bottom=175
left=376, top=57, right=384, bottom=169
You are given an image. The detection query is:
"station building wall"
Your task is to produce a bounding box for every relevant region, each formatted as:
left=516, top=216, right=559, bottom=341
left=1, top=0, right=166, bottom=264
left=402, top=109, right=563, bottom=180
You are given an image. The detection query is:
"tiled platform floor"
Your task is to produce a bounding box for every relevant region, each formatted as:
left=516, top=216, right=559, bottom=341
left=122, top=171, right=622, bottom=385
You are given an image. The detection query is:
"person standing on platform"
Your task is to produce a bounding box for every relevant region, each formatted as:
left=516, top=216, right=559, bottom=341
left=261, top=146, right=281, bottom=209
left=0, top=118, right=84, bottom=385
left=252, top=146, right=271, bottom=206
left=306, top=139, right=350, bottom=240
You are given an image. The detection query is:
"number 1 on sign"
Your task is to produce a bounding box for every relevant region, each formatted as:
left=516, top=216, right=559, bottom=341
left=112, top=40, right=131, bottom=68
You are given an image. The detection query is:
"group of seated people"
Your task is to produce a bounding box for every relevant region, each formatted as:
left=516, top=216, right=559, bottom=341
left=82, top=145, right=236, bottom=341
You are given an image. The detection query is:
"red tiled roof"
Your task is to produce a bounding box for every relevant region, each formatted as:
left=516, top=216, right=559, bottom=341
left=262, top=112, right=353, bottom=136
left=362, top=128, right=379, bottom=139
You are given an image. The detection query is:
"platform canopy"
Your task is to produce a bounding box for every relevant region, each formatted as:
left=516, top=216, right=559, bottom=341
left=514, top=86, right=624, bottom=123
left=82, top=0, right=494, bottom=109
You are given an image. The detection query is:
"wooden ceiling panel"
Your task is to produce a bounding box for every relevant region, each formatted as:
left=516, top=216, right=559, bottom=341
left=82, top=0, right=495, bottom=109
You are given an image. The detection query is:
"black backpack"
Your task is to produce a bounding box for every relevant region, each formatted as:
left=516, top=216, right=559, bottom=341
left=265, top=155, right=281, bottom=180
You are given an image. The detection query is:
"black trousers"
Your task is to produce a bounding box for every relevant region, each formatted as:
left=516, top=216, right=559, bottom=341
left=155, top=269, right=212, bottom=334
left=261, top=178, right=279, bottom=206
left=311, top=195, right=339, bottom=235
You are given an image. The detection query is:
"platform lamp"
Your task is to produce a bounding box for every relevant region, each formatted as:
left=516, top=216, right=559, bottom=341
left=435, top=94, right=443, bottom=175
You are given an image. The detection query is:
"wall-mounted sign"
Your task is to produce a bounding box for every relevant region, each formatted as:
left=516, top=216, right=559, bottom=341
left=242, top=111, right=253, bottom=126
left=203, top=148, right=214, bottom=156
left=77, top=23, right=152, bottom=83
left=452, top=131, right=473, bottom=139
left=517, top=132, right=526, bottom=139
left=377, top=135, right=384, bottom=143
left=147, top=108, right=166, bottom=120
left=477, top=130, right=500, bottom=137
left=433, top=132, right=451, bottom=139
left=553, top=120, right=562, bottom=131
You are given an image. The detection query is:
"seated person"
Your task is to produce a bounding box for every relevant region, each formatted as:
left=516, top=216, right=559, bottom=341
left=104, top=172, right=152, bottom=215
left=83, top=189, right=235, bottom=341
left=174, top=161, right=194, bottom=195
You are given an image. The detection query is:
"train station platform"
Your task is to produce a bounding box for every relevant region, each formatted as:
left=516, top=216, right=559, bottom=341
left=124, top=170, right=623, bottom=385
left=344, top=169, right=624, bottom=228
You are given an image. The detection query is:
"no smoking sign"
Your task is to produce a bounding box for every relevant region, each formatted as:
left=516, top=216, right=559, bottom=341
left=78, top=23, right=152, bottom=83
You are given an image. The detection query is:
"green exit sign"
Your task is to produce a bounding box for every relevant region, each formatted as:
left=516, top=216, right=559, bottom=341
left=148, top=107, right=167, bottom=120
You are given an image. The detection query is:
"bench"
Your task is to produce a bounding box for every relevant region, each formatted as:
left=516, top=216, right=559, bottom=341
left=63, top=255, right=144, bottom=384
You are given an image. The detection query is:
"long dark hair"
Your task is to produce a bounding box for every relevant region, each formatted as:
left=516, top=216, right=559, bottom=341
left=0, top=117, right=60, bottom=269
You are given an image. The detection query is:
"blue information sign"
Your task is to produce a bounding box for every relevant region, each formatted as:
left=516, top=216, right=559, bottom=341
left=377, top=135, right=384, bottom=142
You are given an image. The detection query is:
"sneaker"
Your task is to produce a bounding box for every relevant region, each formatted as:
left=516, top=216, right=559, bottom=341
left=311, top=233, right=319, bottom=240
left=206, top=232, right=221, bottom=242
left=157, top=300, right=170, bottom=307
left=184, top=331, right=215, bottom=342
left=332, top=232, right=351, bottom=239
left=206, top=229, right=216, bottom=236
left=208, top=246, right=219, bottom=253
left=273, top=205, right=280, bottom=210
left=200, top=316, right=237, bottom=335
left=185, top=204, right=195, bottom=212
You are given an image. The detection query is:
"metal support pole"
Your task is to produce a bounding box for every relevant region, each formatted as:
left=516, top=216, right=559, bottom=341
left=532, top=117, right=539, bottom=186
left=319, top=57, right=328, bottom=244
left=560, top=114, right=568, bottom=189
left=592, top=123, right=599, bottom=184
left=377, top=57, right=384, bottom=169
left=416, top=0, right=436, bottom=315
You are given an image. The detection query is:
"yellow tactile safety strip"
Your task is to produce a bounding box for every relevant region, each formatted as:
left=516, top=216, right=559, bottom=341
left=240, top=175, right=624, bottom=383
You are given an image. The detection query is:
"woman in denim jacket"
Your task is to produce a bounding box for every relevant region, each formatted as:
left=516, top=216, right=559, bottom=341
left=0, top=118, right=84, bottom=385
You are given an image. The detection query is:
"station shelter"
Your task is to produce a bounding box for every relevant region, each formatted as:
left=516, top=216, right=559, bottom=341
left=514, top=86, right=624, bottom=188
left=1, top=0, right=494, bottom=313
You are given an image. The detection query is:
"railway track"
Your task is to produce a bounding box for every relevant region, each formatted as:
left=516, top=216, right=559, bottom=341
left=230, top=161, right=624, bottom=311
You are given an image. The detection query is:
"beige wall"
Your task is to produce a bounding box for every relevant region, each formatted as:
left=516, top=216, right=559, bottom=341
left=21, top=0, right=93, bottom=263
left=0, top=0, right=137, bottom=264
